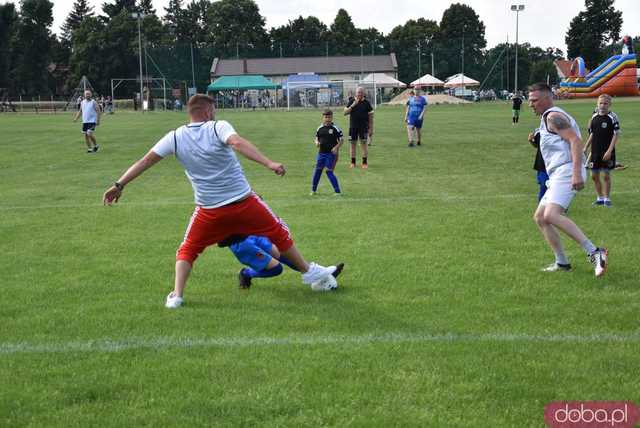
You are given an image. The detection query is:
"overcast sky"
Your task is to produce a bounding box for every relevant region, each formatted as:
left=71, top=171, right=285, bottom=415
left=21, top=0, right=640, bottom=54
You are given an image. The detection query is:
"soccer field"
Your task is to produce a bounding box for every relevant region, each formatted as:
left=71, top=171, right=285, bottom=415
left=1, top=100, right=639, bottom=426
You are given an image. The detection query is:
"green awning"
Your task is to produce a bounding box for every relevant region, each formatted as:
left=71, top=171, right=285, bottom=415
left=207, top=75, right=280, bottom=91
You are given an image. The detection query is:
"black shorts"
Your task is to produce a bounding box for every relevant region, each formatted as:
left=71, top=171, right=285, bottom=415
left=349, top=127, right=368, bottom=142
left=590, top=157, right=616, bottom=172
left=82, top=123, right=96, bottom=134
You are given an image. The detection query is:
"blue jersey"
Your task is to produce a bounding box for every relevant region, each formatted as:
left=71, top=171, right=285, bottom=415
left=406, top=95, right=427, bottom=118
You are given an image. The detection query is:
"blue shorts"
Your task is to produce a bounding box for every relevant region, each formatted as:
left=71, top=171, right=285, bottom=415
left=315, top=152, right=338, bottom=171
left=407, top=117, right=423, bottom=128
left=229, top=236, right=273, bottom=271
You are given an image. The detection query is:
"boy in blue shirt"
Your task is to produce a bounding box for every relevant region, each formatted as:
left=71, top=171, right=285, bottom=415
left=405, top=88, right=428, bottom=147
left=311, top=109, right=343, bottom=195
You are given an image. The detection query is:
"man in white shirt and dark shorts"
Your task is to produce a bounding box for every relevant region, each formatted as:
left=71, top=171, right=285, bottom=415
left=73, top=90, right=101, bottom=153
left=103, top=94, right=342, bottom=308
left=528, top=83, right=608, bottom=277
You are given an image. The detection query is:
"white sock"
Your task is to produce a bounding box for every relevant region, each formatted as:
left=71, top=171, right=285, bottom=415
left=581, top=239, right=597, bottom=256
left=555, top=252, right=569, bottom=266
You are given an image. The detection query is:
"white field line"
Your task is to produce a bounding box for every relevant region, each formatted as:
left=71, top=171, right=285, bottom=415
left=1, top=189, right=639, bottom=211
left=1, top=332, right=638, bottom=355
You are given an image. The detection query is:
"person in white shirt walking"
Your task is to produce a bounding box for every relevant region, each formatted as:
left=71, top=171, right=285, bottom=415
left=73, top=90, right=101, bottom=153
left=528, top=83, right=608, bottom=277
left=102, top=94, right=342, bottom=308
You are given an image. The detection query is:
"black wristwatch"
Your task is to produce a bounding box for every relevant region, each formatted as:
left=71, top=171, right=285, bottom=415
left=114, top=181, right=125, bottom=191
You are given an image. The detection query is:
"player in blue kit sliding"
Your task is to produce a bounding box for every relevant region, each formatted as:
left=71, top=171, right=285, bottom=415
left=218, top=235, right=344, bottom=290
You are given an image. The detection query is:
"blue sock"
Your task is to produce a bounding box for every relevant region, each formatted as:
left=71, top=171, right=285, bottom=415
left=312, top=168, right=322, bottom=191
left=326, top=170, right=340, bottom=193
left=245, top=264, right=283, bottom=279
left=278, top=255, right=299, bottom=272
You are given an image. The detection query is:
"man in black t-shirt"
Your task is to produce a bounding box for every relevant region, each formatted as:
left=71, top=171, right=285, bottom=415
left=343, top=86, right=374, bottom=169
left=311, top=109, right=343, bottom=195
left=512, top=93, right=523, bottom=124
left=586, top=94, right=620, bottom=207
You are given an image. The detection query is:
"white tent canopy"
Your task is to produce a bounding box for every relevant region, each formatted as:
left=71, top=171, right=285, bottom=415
left=361, top=73, right=407, bottom=88
left=410, top=73, right=444, bottom=87
left=444, top=73, right=480, bottom=88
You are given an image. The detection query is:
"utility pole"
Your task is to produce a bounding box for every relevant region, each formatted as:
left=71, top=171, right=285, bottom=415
left=511, top=5, right=525, bottom=93
left=131, top=12, right=146, bottom=112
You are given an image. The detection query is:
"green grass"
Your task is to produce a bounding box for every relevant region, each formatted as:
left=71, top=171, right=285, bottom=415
left=1, top=99, right=639, bottom=427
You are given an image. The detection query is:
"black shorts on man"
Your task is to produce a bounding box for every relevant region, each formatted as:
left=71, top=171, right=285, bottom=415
left=349, top=127, right=368, bottom=142
left=82, top=122, right=96, bottom=133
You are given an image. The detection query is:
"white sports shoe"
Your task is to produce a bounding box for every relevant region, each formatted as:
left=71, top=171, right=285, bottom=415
left=589, top=248, right=608, bottom=278
left=165, top=292, right=184, bottom=309
left=301, top=262, right=336, bottom=284
left=311, top=275, right=338, bottom=292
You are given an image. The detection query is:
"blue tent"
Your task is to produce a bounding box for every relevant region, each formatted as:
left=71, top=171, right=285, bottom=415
left=282, top=74, right=328, bottom=89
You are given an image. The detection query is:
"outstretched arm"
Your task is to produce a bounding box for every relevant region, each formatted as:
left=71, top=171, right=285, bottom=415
left=227, top=134, right=285, bottom=176
left=103, top=150, right=163, bottom=205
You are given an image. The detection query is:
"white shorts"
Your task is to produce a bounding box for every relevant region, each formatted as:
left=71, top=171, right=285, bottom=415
left=539, top=163, right=587, bottom=209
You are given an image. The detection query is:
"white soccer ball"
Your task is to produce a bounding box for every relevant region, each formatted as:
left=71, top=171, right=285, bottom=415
left=310, top=275, right=338, bottom=292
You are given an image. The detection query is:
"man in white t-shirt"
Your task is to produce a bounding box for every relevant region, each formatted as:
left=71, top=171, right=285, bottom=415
left=528, top=83, right=607, bottom=277
left=103, top=94, right=342, bottom=308
left=73, top=90, right=101, bottom=153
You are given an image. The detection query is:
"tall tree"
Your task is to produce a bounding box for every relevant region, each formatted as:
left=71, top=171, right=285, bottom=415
left=13, top=0, right=55, bottom=95
left=102, top=0, right=137, bottom=19
left=69, top=16, right=108, bottom=93
left=61, top=0, right=93, bottom=41
left=357, top=27, right=386, bottom=56
left=163, top=0, right=190, bottom=42
left=437, top=3, right=486, bottom=81
left=207, top=0, right=268, bottom=58
left=0, top=3, right=19, bottom=92
left=270, top=15, right=328, bottom=57
left=387, top=18, right=439, bottom=82
left=137, top=0, right=155, bottom=15
left=184, top=0, right=211, bottom=44
left=565, top=0, right=622, bottom=68
left=328, top=9, right=359, bottom=55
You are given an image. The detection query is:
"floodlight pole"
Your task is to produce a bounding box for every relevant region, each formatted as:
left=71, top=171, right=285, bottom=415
left=417, top=41, right=421, bottom=77
left=461, top=25, right=465, bottom=91
left=360, top=44, right=364, bottom=80
left=190, top=42, right=196, bottom=91
left=132, top=12, right=145, bottom=113
left=511, top=5, right=525, bottom=93
left=431, top=52, right=434, bottom=77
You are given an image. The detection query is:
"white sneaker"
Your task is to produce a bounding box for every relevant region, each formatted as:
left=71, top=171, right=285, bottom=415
left=301, top=262, right=336, bottom=284
left=541, top=263, right=572, bottom=272
left=311, top=275, right=338, bottom=292
left=589, top=248, right=608, bottom=278
left=165, top=292, right=184, bottom=308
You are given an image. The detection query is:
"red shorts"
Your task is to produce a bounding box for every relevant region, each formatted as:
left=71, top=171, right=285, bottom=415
left=176, top=193, right=293, bottom=264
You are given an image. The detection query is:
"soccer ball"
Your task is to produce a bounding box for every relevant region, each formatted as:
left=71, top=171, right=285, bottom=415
left=310, top=275, right=338, bottom=292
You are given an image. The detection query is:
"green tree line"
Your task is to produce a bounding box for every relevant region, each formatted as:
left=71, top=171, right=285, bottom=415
left=0, top=0, right=634, bottom=98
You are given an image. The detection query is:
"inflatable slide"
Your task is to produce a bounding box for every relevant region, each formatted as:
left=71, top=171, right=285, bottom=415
left=558, top=53, right=638, bottom=98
